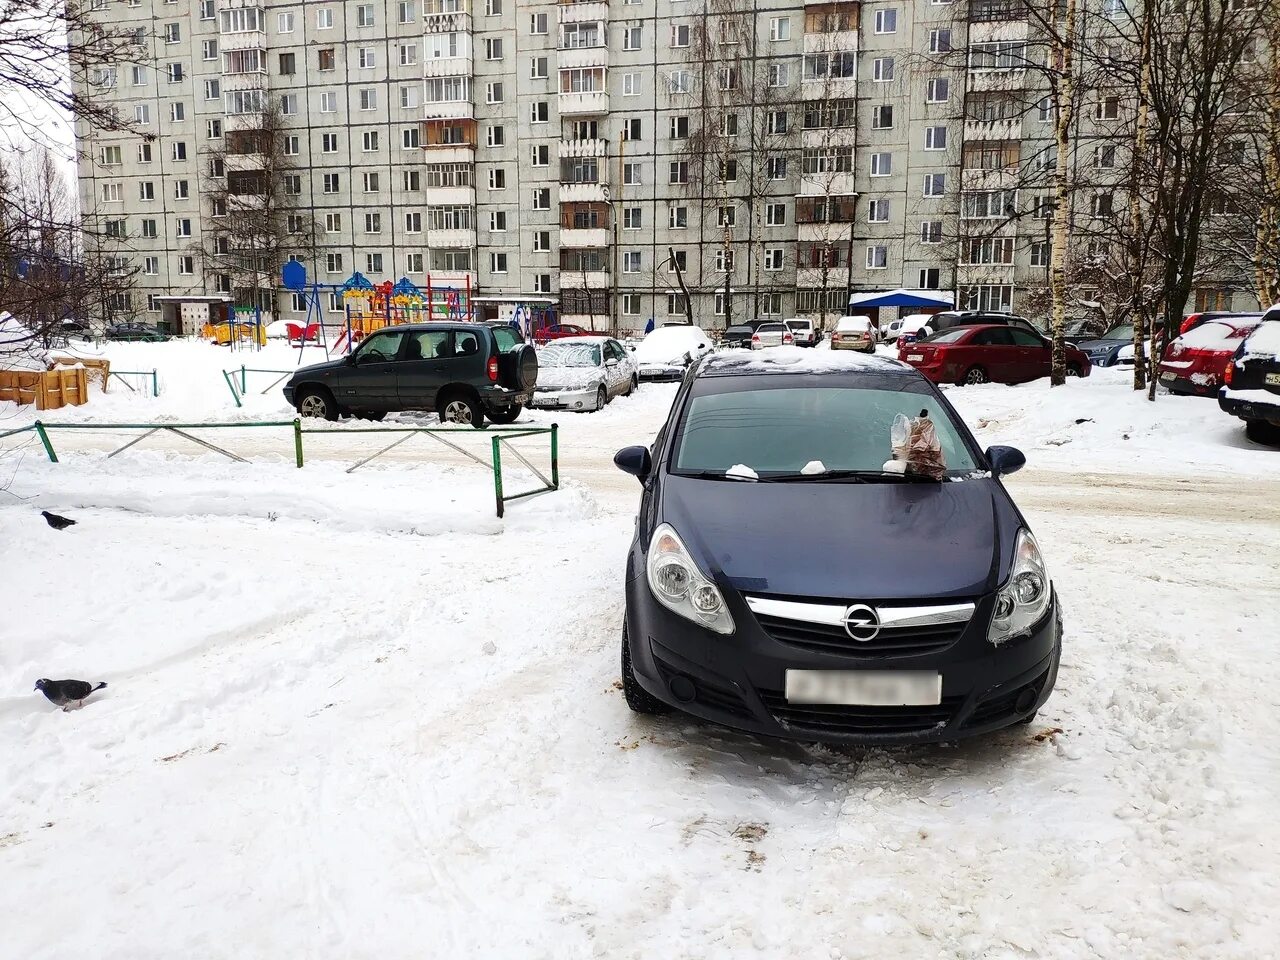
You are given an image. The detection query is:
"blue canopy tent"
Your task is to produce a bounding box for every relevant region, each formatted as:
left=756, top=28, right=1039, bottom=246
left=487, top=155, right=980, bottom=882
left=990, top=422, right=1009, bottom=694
left=847, top=288, right=955, bottom=311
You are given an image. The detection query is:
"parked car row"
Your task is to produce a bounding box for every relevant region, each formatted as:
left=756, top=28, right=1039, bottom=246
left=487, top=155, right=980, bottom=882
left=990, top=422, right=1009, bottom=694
left=1218, top=307, right=1280, bottom=445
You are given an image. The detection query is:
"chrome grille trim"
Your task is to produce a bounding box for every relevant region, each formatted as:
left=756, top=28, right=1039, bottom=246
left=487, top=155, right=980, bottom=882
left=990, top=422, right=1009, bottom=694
left=745, top=597, right=975, bottom=628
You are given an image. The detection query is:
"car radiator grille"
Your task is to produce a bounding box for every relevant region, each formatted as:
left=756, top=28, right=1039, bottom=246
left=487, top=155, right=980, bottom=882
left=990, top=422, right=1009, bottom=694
left=757, top=689, right=964, bottom=736
left=754, top=614, right=963, bottom=658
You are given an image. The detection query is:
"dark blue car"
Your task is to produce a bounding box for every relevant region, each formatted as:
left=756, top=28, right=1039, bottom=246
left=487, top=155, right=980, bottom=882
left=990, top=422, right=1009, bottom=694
left=614, top=351, right=1061, bottom=744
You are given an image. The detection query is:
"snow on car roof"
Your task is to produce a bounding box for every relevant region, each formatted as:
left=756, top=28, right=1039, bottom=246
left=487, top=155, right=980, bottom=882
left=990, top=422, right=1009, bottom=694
left=1174, top=321, right=1254, bottom=353
left=539, top=335, right=611, bottom=345
left=701, top=346, right=907, bottom=376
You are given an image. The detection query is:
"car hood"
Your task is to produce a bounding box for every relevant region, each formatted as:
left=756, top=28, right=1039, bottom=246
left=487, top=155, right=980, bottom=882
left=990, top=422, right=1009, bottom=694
left=658, top=475, right=1014, bottom=601
left=290, top=358, right=346, bottom=379
left=1075, top=337, right=1125, bottom=353
left=537, top=365, right=602, bottom=389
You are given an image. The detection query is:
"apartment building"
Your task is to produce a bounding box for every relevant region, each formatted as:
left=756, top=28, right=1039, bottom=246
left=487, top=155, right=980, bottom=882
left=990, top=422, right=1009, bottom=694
left=72, top=0, right=1260, bottom=331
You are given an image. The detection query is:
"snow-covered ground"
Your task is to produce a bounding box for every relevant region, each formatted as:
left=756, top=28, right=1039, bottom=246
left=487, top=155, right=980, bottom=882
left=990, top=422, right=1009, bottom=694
left=2, top=338, right=1278, bottom=959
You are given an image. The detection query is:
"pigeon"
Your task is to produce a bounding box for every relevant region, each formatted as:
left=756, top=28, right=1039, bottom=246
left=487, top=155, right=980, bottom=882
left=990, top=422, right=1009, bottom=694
left=41, top=511, right=76, bottom=530
left=34, top=679, right=107, bottom=711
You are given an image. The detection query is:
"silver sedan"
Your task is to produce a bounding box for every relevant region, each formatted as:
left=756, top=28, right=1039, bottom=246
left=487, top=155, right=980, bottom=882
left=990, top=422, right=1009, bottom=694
left=530, top=337, right=639, bottom=412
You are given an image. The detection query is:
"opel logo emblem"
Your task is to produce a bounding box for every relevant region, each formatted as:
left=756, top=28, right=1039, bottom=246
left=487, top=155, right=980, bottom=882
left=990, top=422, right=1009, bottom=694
left=843, top=604, right=881, bottom=642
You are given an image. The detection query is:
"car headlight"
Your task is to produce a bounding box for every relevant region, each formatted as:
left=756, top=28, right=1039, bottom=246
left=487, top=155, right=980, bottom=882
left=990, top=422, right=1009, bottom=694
left=645, top=523, right=735, bottom=635
left=988, top=529, right=1051, bottom=645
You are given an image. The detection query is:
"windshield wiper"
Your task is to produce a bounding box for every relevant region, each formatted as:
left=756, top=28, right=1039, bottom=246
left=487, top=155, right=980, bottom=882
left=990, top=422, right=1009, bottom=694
left=759, top=469, right=941, bottom=484
left=679, top=470, right=760, bottom=482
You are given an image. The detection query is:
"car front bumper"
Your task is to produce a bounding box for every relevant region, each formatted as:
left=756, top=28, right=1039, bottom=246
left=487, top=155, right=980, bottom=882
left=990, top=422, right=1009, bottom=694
left=625, top=576, right=1061, bottom=745
left=529, top=385, right=600, bottom=410
left=638, top=365, right=686, bottom=381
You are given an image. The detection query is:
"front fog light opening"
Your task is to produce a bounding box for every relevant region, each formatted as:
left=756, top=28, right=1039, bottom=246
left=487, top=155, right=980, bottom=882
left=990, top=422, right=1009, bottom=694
left=645, top=523, right=735, bottom=636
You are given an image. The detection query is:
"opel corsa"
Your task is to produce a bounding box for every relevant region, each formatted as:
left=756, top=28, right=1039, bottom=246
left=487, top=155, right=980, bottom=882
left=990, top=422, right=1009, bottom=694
left=615, top=350, right=1061, bottom=743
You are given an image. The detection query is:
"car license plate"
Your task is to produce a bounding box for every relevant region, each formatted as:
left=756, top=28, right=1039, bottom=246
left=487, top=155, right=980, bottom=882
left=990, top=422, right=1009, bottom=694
left=907, top=353, right=924, bottom=362
left=785, top=670, right=942, bottom=707
left=1267, top=372, right=1280, bottom=386
left=1160, top=372, right=1176, bottom=383
left=514, top=394, right=529, bottom=405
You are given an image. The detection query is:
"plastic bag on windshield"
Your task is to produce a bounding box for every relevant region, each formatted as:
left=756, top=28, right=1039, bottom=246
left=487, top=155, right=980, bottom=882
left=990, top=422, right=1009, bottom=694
left=888, top=410, right=946, bottom=481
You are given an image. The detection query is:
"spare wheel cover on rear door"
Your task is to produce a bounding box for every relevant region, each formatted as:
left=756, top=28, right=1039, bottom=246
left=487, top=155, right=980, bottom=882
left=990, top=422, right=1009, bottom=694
left=497, top=343, right=539, bottom=390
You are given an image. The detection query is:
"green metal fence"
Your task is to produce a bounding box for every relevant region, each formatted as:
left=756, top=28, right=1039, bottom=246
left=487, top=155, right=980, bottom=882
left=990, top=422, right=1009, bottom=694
left=108, top=369, right=160, bottom=397
left=6, top=419, right=559, bottom=517
left=222, top=367, right=295, bottom=407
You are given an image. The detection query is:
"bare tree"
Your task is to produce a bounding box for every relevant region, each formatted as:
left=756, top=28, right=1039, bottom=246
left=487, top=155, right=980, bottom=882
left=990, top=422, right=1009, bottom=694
left=192, top=104, right=318, bottom=320
left=1, top=1, right=144, bottom=152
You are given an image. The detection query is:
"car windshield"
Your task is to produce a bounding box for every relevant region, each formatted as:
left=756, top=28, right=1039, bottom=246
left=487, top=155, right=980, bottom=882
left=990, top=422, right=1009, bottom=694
left=1102, top=324, right=1134, bottom=340
left=673, top=383, right=979, bottom=478
left=541, top=342, right=601, bottom=367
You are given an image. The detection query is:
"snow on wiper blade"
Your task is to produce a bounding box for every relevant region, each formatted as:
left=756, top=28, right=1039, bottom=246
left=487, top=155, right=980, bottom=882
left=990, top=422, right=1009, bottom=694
left=679, top=470, right=759, bottom=481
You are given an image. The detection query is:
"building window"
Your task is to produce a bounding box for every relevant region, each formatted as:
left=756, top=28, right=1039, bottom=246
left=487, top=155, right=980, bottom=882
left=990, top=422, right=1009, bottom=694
left=364, top=172, right=382, bottom=193
left=925, top=126, right=947, bottom=150
left=358, top=88, right=376, bottom=110
left=1030, top=241, right=1050, bottom=267
left=166, top=63, right=183, bottom=83
left=671, top=24, right=690, bottom=46
left=530, top=101, right=549, bottom=123
left=278, top=11, right=294, bottom=31
left=623, top=26, right=642, bottom=51
left=143, top=256, right=158, bottom=275
left=623, top=72, right=641, bottom=96
left=669, top=206, right=688, bottom=229
left=923, top=173, right=946, bottom=197
left=622, top=294, right=641, bottom=316
left=406, top=212, right=423, bottom=233
left=403, top=171, right=421, bottom=191
left=668, top=71, right=691, bottom=94
left=769, top=63, right=789, bottom=87
left=356, top=3, right=375, bottom=26
left=325, top=213, right=342, bottom=233
left=281, top=94, right=298, bottom=115
left=866, top=245, right=888, bottom=269
left=670, top=115, right=689, bottom=139
left=317, top=7, right=334, bottom=28
left=764, top=248, right=784, bottom=271
left=667, top=251, right=688, bottom=273
left=669, top=161, right=688, bottom=184
left=874, top=9, right=897, bottom=33
left=767, top=110, right=787, bottom=134
left=868, top=198, right=890, bottom=222
left=490, top=211, right=507, bottom=232
left=172, top=141, right=187, bottom=161
left=927, top=78, right=950, bottom=103
left=366, top=213, right=382, bottom=233
left=930, top=29, right=952, bottom=53
left=623, top=117, right=642, bottom=140
left=1096, top=96, right=1120, bottom=121
left=533, top=188, right=551, bottom=209
left=490, top=253, right=508, bottom=274
left=531, top=56, right=548, bottom=79
left=918, top=268, right=941, bottom=289
left=533, top=231, right=550, bottom=252
left=323, top=173, right=341, bottom=193
left=489, top=169, right=506, bottom=189
left=201, top=39, right=217, bottom=60
left=321, top=133, right=338, bottom=153
left=920, top=220, right=943, bottom=243
left=870, top=152, right=892, bottom=177
left=485, top=37, right=503, bottom=61
left=624, top=162, right=642, bottom=185
left=964, top=285, right=1013, bottom=312
left=138, top=181, right=154, bottom=200
left=1092, top=192, right=1114, bottom=217
left=141, top=218, right=157, bottom=238
left=623, top=207, right=642, bottom=230
left=399, top=1, right=415, bottom=24
left=175, top=218, right=192, bottom=237
left=667, top=293, right=689, bottom=316
left=623, top=251, right=641, bottom=273
left=532, top=144, right=549, bottom=166
left=872, top=105, right=893, bottom=129
left=766, top=203, right=786, bottom=226
left=358, top=47, right=377, bottom=69
left=164, top=22, right=181, bottom=43
left=487, top=125, right=505, bottom=147
left=766, top=156, right=787, bottom=180
left=873, top=57, right=894, bottom=82
left=1095, top=144, right=1117, bottom=168
left=531, top=12, right=548, bottom=33
left=319, top=92, right=337, bottom=112
left=769, top=17, right=790, bottom=41
left=718, top=205, right=736, bottom=228
left=177, top=256, right=194, bottom=275
left=326, top=253, right=344, bottom=273
left=402, top=127, right=421, bottom=148
left=134, top=104, right=151, bottom=124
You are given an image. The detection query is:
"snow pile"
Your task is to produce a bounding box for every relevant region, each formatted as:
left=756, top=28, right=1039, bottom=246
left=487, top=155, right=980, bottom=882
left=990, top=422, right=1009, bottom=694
left=0, top=311, right=50, bottom=372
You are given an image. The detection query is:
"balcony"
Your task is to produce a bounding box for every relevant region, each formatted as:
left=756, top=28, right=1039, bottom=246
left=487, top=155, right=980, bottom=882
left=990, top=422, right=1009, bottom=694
left=421, top=4, right=471, bottom=33
left=558, top=45, right=608, bottom=70
left=964, top=118, right=1023, bottom=141
left=962, top=167, right=1021, bottom=191
left=558, top=1, right=608, bottom=25
left=424, top=55, right=473, bottom=79
left=560, top=271, right=611, bottom=289
left=423, top=184, right=473, bottom=206
left=558, top=182, right=608, bottom=203
left=422, top=98, right=474, bottom=121
left=420, top=119, right=477, bottom=150
left=559, top=91, right=608, bottom=116
left=559, top=138, right=607, bottom=159
left=799, top=172, right=857, bottom=197
left=220, top=29, right=266, bottom=53
left=559, top=228, right=609, bottom=248
left=427, top=228, right=477, bottom=250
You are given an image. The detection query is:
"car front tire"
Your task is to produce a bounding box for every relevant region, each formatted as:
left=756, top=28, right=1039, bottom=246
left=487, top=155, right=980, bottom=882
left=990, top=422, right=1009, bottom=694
left=296, top=388, right=338, bottom=421
left=621, top=622, right=669, bottom=715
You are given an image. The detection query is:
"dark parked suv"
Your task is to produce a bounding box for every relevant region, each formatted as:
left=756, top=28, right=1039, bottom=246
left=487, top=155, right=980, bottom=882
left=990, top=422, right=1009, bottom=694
left=613, top=351, right=1060, bottom=744
left=283, top=322, right=538, bottom=426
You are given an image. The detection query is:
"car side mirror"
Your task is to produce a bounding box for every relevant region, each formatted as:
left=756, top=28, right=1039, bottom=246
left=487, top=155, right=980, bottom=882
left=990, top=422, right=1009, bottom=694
left=614, top=445, right=652, bottom=481
left=345, top=353, right=358, bottom=365
left=605, top=358, right=619, bottom=367
left=986, top=445, right=1026, bottom=477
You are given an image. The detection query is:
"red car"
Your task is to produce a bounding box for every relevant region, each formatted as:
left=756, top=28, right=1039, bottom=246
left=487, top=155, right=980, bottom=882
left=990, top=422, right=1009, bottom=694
left=1157, top=317, right=1261, bottom=396
left=531, top=322, right=607, bottom=345
left=900, top=324, right=1092, bottom=385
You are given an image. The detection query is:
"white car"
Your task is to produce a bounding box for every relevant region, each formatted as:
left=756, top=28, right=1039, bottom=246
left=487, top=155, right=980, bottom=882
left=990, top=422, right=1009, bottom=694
left=633, top=325, right=713, bottom=380
left=885, top=313, right=936, bottom=345
left=531, top=336, right=637, bottom=412
left=830, top=315, right=877, bottom=353
left=751, top=321, right=794, bottom=349
left=782, top=317, right=818, bottom=347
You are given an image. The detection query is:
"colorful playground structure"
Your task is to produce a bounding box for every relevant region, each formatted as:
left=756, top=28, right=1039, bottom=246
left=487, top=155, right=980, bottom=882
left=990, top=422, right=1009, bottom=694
left=331, top=273, right=473, bottom=353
